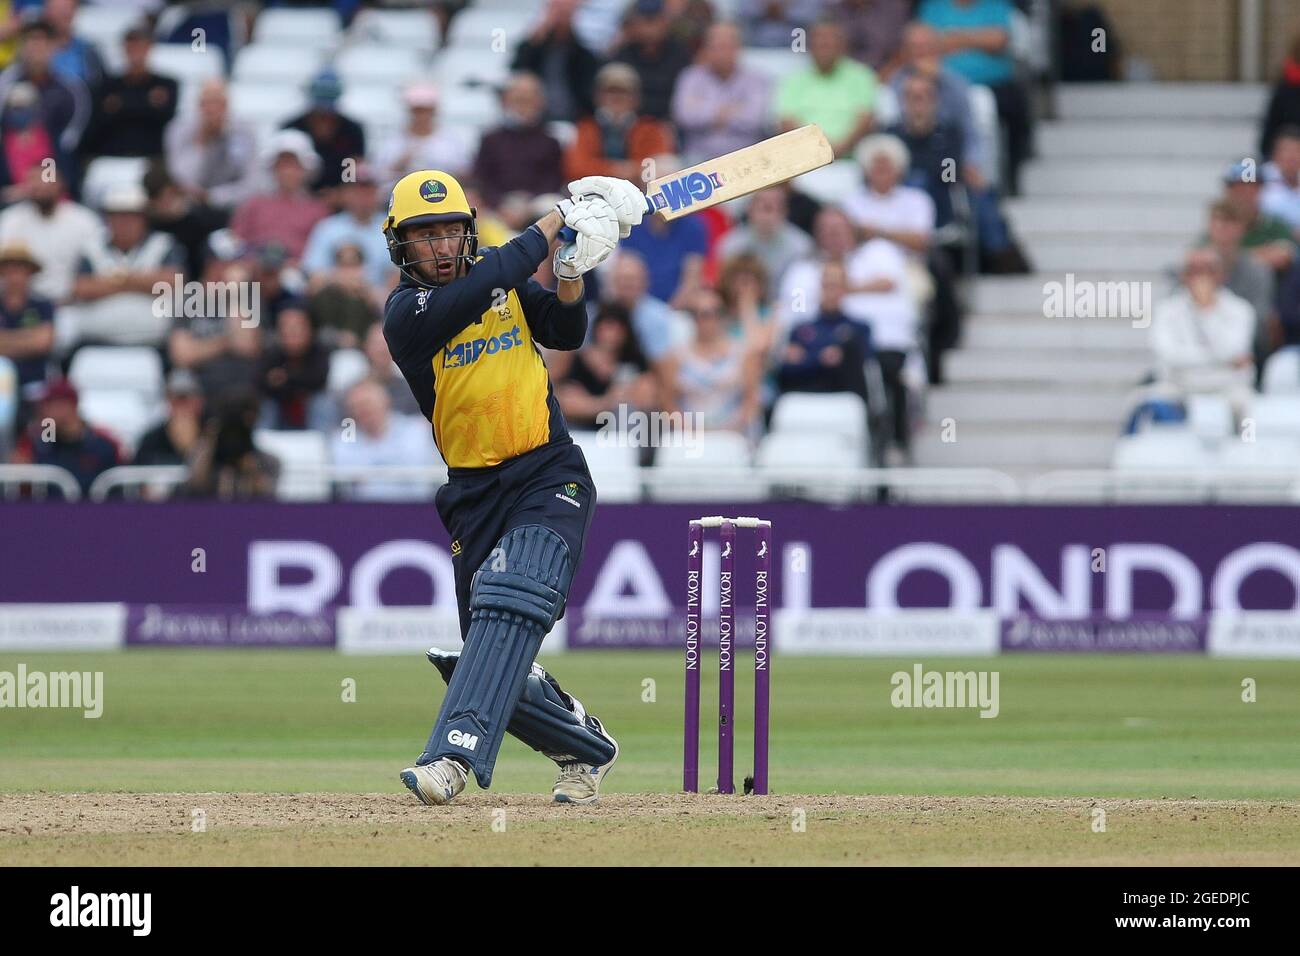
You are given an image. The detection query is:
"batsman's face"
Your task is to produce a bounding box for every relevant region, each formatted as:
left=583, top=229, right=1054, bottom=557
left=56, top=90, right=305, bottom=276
left=405, top=222, right=469, bottom=284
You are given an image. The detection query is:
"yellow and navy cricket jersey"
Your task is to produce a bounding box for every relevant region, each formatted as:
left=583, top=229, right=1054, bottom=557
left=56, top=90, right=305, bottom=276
left=383, top=225, right=588, bottom=469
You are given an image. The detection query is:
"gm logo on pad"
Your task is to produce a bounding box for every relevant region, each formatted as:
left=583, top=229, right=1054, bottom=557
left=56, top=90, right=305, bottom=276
left=420, top=179, right=448, bottom=203
left=448, top=729, right=479, bottom=751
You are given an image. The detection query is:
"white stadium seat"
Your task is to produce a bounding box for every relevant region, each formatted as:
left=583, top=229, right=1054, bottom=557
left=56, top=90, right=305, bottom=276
left=349, top=8, right=441, bottom=52
left=81, top=157, right=148, bottom=208
left=326, top=349, right=370, bottom=394
left=647, top=431, right=762, bottom=502
left=569, top=431, right=642, bottom=503
left=1261, top=347, right=1300, bottom=394
left=1111, top=428, right=1208, bottom=470
left=74, top=4, right=142, bottom=67
left=252, top=8, right=341, bottom=51
left=1184, top=394, right=1235, bottom=443
left=1213, top=439, right=1300, bottom=502
left=755, top=431, right=862, bottom=501
left=254, top=429, right=330, bottom=501
left=227, top=82, right=306, bottom=132
left=756, top=431, right=862, bottom=470
left=232, top=45, right=327, bottom=86
left=79, top=390, right=154, bottom=457
left=339, top=84, right=407, bottom=146
left=147, top=43, right=225, bottom=86
left=433, top=48, right=511, bottom=91
left=1110, top=428, right=1210, bottom=502
left=68, top=347, right=164, bottom=406
left=334, top=44, right=424, bottom=87
left=1246, top=394, right=1300, bottom=440
left=1217, top=437, right=1300, bottom=471
left=438, top=87, right=503, bottom=130
left=769, top=392, right=869, bottom=461
left=445, top=8, right=527, bottom=51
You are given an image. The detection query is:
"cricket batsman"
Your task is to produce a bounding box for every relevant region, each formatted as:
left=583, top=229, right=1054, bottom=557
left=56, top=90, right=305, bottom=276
left=381, top=169, right=647, bottom=805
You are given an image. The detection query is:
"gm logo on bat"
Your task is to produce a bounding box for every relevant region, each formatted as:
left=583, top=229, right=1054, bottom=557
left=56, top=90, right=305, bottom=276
left=650, top=171, right=725, bottom=213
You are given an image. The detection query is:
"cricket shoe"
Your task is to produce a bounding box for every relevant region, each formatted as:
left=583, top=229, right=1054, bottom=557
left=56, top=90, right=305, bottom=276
left=400, top=757, right=468, bottom=806
left=552, top=716, right=619, bottom=805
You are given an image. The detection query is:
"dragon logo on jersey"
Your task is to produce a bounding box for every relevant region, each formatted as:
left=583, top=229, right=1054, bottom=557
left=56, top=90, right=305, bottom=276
left=442, top=326, right=524, bottom=368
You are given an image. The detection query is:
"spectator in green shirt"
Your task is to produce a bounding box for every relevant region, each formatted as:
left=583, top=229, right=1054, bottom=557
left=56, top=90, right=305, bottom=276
left=775, top=20, right=878, bottom=158
left=1221, top=161, right=1297, bottom=275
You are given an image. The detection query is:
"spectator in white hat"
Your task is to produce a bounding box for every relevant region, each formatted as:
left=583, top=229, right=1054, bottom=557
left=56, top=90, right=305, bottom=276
left=374, top=81, right=472, bottom=192
left=229, top=129, right=329, bottom=261
left=66, top=181, right=184, bottom=348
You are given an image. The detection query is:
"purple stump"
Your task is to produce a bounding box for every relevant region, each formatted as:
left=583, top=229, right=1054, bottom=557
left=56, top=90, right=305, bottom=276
left=718, top=520, right=736, bottom=794
left=753, top=521, right=771, bottom=795
left=684, top=521, right=703, bottom=792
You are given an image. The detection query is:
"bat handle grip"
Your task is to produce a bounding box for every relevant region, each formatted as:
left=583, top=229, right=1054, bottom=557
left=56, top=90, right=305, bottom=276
left=557, top=194, right=655, bottom=244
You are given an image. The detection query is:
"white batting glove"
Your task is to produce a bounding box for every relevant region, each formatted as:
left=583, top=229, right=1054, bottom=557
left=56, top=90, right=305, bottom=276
left=554, top=231, right=616, bottom=280
left=568, top=176, right=648, bottom=238
left=555, top=195, right=621, bottom=245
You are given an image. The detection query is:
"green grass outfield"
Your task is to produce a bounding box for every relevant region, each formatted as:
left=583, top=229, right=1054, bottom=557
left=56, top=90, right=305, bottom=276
left=2, top=650, right=1298, bottom=799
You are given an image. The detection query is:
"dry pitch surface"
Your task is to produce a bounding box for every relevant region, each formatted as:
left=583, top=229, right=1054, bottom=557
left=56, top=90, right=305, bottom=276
left=5, top=652, right=1300, bottom=865
left=2, top=793, right=1298, bottom=866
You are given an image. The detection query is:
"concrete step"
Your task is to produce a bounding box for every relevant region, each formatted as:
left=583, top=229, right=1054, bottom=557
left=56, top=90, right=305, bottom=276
left=1022, top=159, right=1225, bottom=198
left=961, top=316, right=1150, bottom=351
left=1036, top=120, right=1256, bottom=159
left=1024, top=236, right=1186, bottom=272
left=944, top=349, right=1150, bottom=386
left=1055, top=83, right=1268, bottom=121
left=969, top=273, right=1166, bottom=313
left=1004, top=198, right=1203, bottom=235
left=927, top=386, right=1132, bottom=425
left=912, top=424, right=1117, bottom=469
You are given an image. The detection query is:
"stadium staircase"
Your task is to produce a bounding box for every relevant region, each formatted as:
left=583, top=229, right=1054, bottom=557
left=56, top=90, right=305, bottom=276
left=915, top=83, right=1268, bottom=483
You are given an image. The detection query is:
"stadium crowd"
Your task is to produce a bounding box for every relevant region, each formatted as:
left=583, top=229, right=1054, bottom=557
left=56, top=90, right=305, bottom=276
left=1, top=0, right=1041, bottom=499
left=1138, top=108, right=1300, bottom=437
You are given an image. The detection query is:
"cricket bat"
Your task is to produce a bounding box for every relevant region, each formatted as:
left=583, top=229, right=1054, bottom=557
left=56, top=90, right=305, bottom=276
left=640, top=124, right=833, bottom=220
left=559, top=125, right=833, bottom=241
